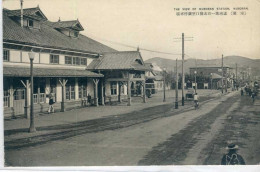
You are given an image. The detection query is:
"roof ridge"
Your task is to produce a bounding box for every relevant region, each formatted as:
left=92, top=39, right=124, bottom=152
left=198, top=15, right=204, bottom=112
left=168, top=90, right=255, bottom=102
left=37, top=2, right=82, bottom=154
left=11, top=7, right=39, bottom=11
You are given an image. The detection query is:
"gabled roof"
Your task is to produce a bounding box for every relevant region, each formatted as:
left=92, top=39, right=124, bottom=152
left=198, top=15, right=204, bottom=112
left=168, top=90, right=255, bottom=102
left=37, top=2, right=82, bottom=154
left=6, top=7, right=48, bottom=20
left=3, top=8, right=116, bottom=55
left=87, top=51, right=150, bottom=71
left=51, top=20, right=84, bottom=31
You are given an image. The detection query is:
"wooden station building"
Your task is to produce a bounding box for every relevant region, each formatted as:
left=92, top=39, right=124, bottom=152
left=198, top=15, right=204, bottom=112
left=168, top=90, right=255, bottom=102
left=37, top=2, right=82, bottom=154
left=3, top=7, right=116, bottom=118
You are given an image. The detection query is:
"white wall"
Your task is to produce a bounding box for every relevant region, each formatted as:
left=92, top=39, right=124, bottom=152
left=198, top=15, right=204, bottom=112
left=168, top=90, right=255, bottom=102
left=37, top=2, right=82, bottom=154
left=105, top=82, right=111, bottom=96
left=60, top=55, right=65, bottom=65
left=10, top=50, right=20, bottom=62
left=22, top=51, right=40, bottom=63
left=87, top=78, right=94, bottom=97
left=40, top=53, right=49, bottom=64
left=87, top=58, right=93, bottom=66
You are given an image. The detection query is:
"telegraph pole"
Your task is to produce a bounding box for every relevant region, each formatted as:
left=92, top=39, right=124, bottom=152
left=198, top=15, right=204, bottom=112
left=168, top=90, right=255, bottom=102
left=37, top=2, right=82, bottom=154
left=221, top=54, right=224, bottom=94
left=175, top=59, right=178, bottom=109
left=173, top=33, right=193, bottom=106
left=182, top=33, right=185, bottom=106
left=236, top=63, right=238, bottom=90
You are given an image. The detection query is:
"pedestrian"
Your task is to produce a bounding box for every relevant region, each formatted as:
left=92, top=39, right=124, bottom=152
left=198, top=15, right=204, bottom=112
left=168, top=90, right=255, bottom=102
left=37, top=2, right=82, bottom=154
left=252, top=91, right=256, bottom=103
left=48, top=94, right=55, bottom=113
left=221, top=143, right=245, bottom=165
left=87, top=94, right=92, bottom=105
left=240, top=88, right=244, bottom=96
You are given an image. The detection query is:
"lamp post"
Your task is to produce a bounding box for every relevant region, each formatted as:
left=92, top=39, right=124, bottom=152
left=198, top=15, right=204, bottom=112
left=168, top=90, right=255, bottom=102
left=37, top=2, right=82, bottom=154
left=28, top=51, right=36, bottom=132
left=163, top=68, right=166, bottom=102
left=194, top=70, right=197, bottom=94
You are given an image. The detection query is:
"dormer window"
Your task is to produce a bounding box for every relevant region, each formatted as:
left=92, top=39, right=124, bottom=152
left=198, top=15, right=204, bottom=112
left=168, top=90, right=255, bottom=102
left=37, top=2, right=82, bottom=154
left=70, top=31, right=79, bottom=38
left=28, top=20, right=34, bottom=27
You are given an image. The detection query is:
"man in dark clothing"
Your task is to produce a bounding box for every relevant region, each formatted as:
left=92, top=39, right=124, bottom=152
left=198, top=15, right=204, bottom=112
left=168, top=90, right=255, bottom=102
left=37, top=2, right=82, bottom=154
left=240, top=89, right=244, bottom=96
left=48, top=94, right=55, bottom=113
left=221, top=143, right=245, bottom=165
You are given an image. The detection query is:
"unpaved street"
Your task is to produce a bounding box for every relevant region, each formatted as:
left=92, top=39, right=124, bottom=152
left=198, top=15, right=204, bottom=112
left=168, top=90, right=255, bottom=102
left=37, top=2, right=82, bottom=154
left=5, top=91, right=260, bottom=166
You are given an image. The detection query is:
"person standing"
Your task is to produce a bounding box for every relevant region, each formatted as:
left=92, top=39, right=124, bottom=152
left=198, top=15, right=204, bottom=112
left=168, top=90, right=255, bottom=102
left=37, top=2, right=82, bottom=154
left=221, top=143, right=245, bottom=165
left=48, top=94, right=55, bottom=113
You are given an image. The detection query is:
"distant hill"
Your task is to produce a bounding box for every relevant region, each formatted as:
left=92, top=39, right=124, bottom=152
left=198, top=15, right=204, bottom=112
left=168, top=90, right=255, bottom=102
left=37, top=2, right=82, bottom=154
left=145, top=56, right=260, bottom=75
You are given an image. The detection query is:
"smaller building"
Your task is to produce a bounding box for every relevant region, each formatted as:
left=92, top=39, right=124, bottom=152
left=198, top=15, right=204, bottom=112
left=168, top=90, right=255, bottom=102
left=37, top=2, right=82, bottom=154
left=145, top=63, right=170, bottom=94
left=189, top=66, right=233, bottom=89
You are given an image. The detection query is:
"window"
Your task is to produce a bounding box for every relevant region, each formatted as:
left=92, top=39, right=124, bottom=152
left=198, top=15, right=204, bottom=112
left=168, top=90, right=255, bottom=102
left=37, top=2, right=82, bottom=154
left=66, top=79, right=75, bottom=100
left=14, top=89, right=25, bottom=100
left=28, top=20, right=34, bottom=27
left=3, top=49, right=10, bottom=61
left=111, top=82, right=117, bottom=95
left=50, top=54, right=59, bottom=64
left=73, top=57, right=80, bottom=65
left=81, top=58, right=87, bottom=66
left=78, top=78, right=87, bottom=99
left=65, top=56, right=72, bottom=64
left=73, top=31, right=79, bottom=37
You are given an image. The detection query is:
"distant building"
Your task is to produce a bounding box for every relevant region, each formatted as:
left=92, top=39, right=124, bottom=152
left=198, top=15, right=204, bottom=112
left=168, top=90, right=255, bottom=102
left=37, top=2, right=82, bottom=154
left=189, top=66, right=233, bottom=89
left=145, top=63, right=170, bottom=93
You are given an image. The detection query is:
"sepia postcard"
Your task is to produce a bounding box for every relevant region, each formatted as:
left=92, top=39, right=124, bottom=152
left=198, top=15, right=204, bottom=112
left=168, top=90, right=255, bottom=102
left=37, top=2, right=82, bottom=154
left=1, top=0, right=260, bottom=171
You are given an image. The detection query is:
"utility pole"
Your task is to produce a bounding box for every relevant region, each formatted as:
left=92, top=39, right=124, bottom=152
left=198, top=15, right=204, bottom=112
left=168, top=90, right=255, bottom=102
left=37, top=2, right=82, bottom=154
left=195, top=58, right=197, bottom=94
left=236, top=63, right=238, bottom=90
left=182, top=33, right=185, bottom=106
left=173, top=33, right=193, bottom=106
left=175, top=59, right=178, bottom=109
left=221, top=54, right=224, bottom=94
left=163, top=68, right=166, bottom=102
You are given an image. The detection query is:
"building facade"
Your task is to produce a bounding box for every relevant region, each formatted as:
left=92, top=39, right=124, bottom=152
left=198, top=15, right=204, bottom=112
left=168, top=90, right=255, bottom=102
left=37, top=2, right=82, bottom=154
left=3, top=7, right=116, bottom=118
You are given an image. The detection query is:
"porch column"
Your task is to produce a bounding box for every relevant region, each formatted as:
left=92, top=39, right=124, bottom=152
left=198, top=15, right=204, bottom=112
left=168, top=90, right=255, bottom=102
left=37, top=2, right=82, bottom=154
left=127, top=73, right=132, bottom=106
left=9, top=81, right=14, bottom=108
left=21, top=80, right=30, bottom=118
left=75, top=78, right=79, bottom=100
left=59, top=79, right=67, bottom=112
left=93, top=79, right=99, bottom=107
left=101, top=79, right=105, bottom=105
left=142, top=80, right=146, bottom=103
left=118, top=82, right=121, bottom=102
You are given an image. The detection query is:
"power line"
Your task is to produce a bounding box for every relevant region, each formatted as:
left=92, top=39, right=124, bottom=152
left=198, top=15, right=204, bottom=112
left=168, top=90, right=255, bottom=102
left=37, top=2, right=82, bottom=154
left=87, top=34, right=182, bottom=56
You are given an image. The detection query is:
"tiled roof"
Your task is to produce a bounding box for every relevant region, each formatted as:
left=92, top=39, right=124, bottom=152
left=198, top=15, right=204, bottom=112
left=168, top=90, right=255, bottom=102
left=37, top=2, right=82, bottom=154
left=3, top=66, right=103, bottom=78
left=3, top=8, right=116, bottom=54
left=51, top=20, right=84, bottom=31
left=87, top=51, right=150, bottom=71
left=6, top=7, right=48, bottom=20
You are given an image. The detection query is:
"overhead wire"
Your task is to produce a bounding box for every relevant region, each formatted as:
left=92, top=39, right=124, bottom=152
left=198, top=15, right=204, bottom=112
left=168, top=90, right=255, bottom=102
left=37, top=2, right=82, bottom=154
left=87, top=34, right=182, bottom=56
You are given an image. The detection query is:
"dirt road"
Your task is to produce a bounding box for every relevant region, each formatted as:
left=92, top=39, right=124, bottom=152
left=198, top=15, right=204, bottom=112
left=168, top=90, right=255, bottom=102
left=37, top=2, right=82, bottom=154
left=5, top=91, right=260, bottom=166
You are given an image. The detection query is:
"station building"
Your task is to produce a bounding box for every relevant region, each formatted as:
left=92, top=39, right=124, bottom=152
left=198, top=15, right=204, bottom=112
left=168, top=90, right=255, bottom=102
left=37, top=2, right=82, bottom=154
left=3, top=7, right=116, bottom=118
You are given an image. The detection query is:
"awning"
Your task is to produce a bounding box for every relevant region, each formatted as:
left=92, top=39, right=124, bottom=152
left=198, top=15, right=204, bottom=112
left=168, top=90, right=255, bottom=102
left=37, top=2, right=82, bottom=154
left=3, top=66, right=103, bottom=78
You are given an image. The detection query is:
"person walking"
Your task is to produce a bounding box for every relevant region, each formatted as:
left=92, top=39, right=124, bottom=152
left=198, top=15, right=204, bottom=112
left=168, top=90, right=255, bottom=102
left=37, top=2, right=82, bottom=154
left=240, top=88, right=244, bottom=96
left=48, top=94, right=55, bottom=113
left=221, top=143, right=245, bottom=165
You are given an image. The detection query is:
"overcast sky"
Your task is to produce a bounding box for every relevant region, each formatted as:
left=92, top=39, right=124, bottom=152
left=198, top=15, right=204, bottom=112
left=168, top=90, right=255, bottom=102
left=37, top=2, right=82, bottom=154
left=2, top=0, right=260, bottom=61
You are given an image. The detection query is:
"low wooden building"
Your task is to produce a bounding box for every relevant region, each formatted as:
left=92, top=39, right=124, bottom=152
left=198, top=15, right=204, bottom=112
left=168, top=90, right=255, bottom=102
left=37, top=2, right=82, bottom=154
left=87, top=51, right=150, bottom=105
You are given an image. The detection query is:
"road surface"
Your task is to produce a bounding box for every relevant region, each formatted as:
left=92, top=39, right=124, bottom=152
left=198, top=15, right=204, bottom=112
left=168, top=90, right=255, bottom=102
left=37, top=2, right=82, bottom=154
left=4, top=90, right=260, bottom=166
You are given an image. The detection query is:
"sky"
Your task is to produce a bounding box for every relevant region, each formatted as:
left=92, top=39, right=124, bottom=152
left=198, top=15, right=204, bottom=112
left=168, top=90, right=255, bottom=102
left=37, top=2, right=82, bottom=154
left=2, top=0, right=260, bottom=61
